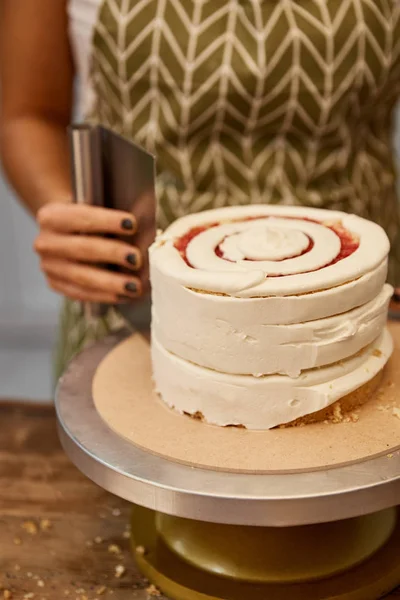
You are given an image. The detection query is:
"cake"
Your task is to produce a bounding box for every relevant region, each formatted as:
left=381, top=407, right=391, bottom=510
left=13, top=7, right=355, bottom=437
left=150, top=205, right=393, bottom=430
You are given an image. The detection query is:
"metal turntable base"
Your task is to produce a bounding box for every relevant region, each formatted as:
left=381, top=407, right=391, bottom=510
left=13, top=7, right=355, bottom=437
left=56, top=333, right=400, bottom=599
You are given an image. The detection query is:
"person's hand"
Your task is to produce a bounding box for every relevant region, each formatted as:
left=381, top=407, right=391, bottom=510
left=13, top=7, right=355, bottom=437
left=34, top=204, right=145, bottom=303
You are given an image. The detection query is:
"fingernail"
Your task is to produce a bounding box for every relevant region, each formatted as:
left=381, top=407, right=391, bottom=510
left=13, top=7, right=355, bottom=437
left=125, top=281, right=138, bottom=294
left=121, top=218, right=134, bottom=231
left=393, top=293, right=400, bottom=303
left=126, top=253, right=138, bottom=267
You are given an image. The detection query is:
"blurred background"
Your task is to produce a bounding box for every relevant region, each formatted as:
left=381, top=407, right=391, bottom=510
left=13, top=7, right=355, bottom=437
left=0, top=173, right=60, bottom=402
left=1, top=111, right=400, bottom=402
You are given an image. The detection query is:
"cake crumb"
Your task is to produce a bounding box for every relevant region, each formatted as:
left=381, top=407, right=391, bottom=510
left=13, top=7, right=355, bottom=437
left=123, top=525, right=131, bottom=539
left=39, top=519, right=52, bottom=531
left=146, top=584, right=161, bottom=597
left=393, top=407, right=400, bottom=419
left=372, top=349, right=383, bottom=358
left=112, top=509, right=121, bottom=517
left=14, top=565, right=20, bottom=572
left=23, top=594, right=35, bottom=599
left=37, top=581, right=45, bottom=588
left=85, top=540, right=93, bottom=548
left=3, top=591, right=12, bottom=599
left=114, top=565, right=125, bottom=579
left=387, top=454, right=394, bottom=458
left=331, top=403, right=343, bottom=424
left=349, top=412, right=359, bottom=423
left=22, top=521, right=38, bottom=535
left=96, top=586, right=107, bottom=596
left=13, top=537, right=22, bottom=546
left=94, top=536, right=103, bottom=544
left=108, top=544, right=121, bottom=555
left=191, top=411, right=204, bottom=421
left=378, top=403, right=394, bottom=412
left=136, top=545, right=146, bottom=556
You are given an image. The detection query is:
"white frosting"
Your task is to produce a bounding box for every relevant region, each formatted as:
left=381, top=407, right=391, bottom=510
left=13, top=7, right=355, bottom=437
left=151, top=205, right=390, bottom=297
left=150, top=205, right=392, bottom=429
left=151, top=257, right=388, bottom=327
left=153, top=284, right=393, bottom=377
left=152, top=329, right=393, bottom=430
left=220, top=225, right=310, bottom=261
left=188, top=218, right=341, bottom=277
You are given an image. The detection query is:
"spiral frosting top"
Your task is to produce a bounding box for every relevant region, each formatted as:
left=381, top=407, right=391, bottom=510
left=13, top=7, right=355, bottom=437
left=150, top=205, right=390, bottom=298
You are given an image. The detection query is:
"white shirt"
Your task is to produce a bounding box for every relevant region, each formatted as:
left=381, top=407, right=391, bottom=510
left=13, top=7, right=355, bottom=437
left=67, top=0, right=102, bottom=117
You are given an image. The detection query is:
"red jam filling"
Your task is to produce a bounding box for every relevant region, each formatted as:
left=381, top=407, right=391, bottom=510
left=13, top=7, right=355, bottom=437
left=174, top=216, right=360, bottom=274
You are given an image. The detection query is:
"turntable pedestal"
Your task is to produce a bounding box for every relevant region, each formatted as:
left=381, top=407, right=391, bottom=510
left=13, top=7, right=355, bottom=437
left=56, top=330, right=400, bottom=600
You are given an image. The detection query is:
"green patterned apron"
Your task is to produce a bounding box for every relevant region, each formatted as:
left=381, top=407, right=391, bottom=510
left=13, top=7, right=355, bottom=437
left=56, top=0, right=400, bottom=380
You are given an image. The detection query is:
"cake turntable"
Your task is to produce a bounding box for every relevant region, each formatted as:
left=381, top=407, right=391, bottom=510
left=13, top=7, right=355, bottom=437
left=56, top=326, right=400, bottom=600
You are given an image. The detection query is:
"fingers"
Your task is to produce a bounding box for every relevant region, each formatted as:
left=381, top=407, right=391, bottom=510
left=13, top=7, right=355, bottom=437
left=48, top=277, right=122, bottom=304
left=37, top=203, right=137, bottom=235
left=35, top=232, right=142, bottom=270
left=41, top=258, right=142, bottom=298
left=35, top=203, right=151, bottom=303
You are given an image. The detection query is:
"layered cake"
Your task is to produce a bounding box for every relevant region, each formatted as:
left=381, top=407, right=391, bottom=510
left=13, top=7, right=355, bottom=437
left=150, top=205, right=393, bottom=430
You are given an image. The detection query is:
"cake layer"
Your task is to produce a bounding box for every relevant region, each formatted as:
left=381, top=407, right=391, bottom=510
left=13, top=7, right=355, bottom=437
left=151, top=256, right=388, bottom=326
left=152, top=329, right=393, bottom=430
left=150, top=205, right=390, bottom=298
left=153, top=283, right=393, bottom=377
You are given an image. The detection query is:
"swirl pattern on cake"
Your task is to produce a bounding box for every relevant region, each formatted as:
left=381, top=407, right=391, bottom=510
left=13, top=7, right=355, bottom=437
left=153, top=205, right=388, bottom=297
left=150, top=205, right=393, bottom=430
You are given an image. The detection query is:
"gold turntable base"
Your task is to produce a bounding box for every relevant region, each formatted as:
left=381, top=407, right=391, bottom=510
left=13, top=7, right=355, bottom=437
left=132, top=506, right=400, bottom=600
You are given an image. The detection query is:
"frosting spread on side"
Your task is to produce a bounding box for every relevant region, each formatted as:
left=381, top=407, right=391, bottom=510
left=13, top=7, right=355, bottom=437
left=152, top=284, right=393, bottom=377
left=151, top=258, right=388, bottom=326
left=152, top=329, right=393, bottom=430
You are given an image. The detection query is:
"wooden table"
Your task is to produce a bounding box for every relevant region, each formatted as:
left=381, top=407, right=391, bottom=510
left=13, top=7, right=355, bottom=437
left=0, top=402, right=399, bottom=600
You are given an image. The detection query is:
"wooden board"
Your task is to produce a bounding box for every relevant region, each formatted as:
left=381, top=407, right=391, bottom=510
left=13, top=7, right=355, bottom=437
left=0, top=402, right=398, bottom=600
left=0, top=402, right=166, bottom=600
left=94, top=327, right=400, bottom=474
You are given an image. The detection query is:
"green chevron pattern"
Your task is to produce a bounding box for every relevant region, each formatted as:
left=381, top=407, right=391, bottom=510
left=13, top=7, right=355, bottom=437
left=56, top=0, right=400, bottom=378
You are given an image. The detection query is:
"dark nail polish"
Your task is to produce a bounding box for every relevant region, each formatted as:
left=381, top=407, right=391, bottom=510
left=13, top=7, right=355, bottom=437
left=125, top=281, right=138, bottom=294
left=126, top=253, right=138, bottom=267
left=393, top=293, right=400, bottom=303
left=121, top=218, right=134, bottom=231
